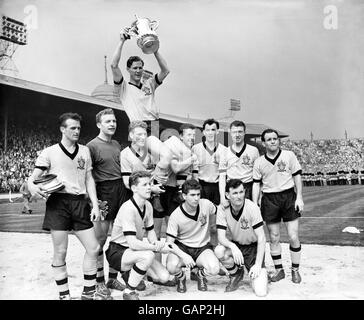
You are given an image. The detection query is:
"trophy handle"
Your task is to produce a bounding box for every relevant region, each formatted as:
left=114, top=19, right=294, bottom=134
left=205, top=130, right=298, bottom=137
left=149, top=20, right=159, bottom=31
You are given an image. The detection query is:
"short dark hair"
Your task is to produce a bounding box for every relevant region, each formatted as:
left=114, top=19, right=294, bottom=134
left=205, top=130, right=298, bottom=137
left=129, top=171, right=151, bottom=188
left=59, top=113, right=82, bottom=127
left=179, top=123, right=196, bottom=135
left=96, top=108, right=115, bottom=124
left=181, top=179, right=201, bottom=195
left=202, top=118, right=219, bottom=130
left=261, top=128, right=279, bottom=142
left=229, top=120, right=246, bottom=131
left=127, top=56, right=144, bottom=68
left=225, top=179, right=244, bottom=193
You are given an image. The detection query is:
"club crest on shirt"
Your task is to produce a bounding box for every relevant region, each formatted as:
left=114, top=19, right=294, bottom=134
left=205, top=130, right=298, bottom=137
left=240, top=218, right=250, bottom=230
left=142, top=85, right=152, bottom=96
left=277, top=160, right=287, bottom=172
left=241, top=154, right=251, bottom=165
left=77, top=156, right=86, bottom=170
left=198, top=214, right=207, bottom=226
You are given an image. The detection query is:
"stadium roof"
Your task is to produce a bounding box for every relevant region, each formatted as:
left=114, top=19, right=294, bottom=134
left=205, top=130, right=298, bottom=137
left=0, top=74, right=288, bottom=139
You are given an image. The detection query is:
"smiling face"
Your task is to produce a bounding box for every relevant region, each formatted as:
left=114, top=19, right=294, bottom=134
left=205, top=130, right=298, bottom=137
left=97, top=114, right=117, bottom=137
left=180, top=128, right=196, bottom=148
left=203, top=123, right=218, bottom=144
left=61, top=119, right=81, bottom=143
left=128, top=60, right=144, bottom=83
left=130, top=126, right=147, bottom=148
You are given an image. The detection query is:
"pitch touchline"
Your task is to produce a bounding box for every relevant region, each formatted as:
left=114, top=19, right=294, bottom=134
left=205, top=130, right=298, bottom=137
left=301, top=217, right=364, bottom=219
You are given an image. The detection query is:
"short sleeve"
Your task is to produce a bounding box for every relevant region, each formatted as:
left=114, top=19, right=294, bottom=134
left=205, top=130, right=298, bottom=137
left=216, top=207, right=227, bottom=230
left=120, top=149, right=132, bottom=177
left=85, top=147, right=93, bottom=172
left=166, top=213, right=178, bottom=239
left=144, top=201, right=154, bottom=231
left=290, top=151, right=302, bottom=176
left=249, top=202, right=264, bottom=230
left=35, top=148, right=51, bottom=170
left=253, top=158, right=262, bottom=182
left=120, top=207, right=137, bottom=236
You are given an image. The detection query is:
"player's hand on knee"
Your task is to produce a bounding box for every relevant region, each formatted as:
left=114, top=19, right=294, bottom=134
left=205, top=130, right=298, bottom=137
left=248, top=264, right=261, bottom=279
left=230, top=243, right=244, bottom=266
left=153, top=240, right=165, bottom=252
left=219, top=199, right=230, bottom=209
left=182, top=254, right=195, bottom=269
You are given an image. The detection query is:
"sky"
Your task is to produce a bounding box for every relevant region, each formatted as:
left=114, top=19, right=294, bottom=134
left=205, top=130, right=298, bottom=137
left=1, top=0, right=363, bottom=140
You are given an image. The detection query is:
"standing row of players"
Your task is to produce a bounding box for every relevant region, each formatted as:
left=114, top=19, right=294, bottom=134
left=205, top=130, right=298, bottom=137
left=27, top=109, right=304, bottom=300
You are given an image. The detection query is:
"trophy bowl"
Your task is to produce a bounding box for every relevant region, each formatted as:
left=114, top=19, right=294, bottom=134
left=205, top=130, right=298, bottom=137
left=33, top=174, right=65, bottom=193
left=127, top=16, right=160, bottom=54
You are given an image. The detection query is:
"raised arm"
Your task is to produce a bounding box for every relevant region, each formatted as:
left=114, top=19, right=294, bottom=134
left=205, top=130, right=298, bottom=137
left=110, top=31, right=129, bottom=83
left=154, top=50, right=170, bottom=83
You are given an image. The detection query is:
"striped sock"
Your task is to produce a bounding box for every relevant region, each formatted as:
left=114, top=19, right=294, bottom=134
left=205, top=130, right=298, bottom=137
left=96, top=251, right=105, bottom=283
left=226, top=264, right=238, bottom=276
left=290, top=244, right=301, bottom=270
left=52, top=263, right=69, bottom=297
left=197, top=267, right=208, bottom=278
left=108, top=267, right=118, bottom=280
left=83, top=254, right=97, bottom=293
left=127, top=264, right=146, bottom=289
left=271, top=246, right=283, bottom=270
left=175, top=270, right=186, bottom=280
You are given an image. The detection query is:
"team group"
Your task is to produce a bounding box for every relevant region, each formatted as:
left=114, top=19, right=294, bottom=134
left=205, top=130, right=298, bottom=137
left=27, top=31, right=304, bottom=300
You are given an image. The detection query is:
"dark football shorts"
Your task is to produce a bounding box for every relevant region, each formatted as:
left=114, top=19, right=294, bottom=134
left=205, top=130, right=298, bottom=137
left=199, top=180, right=220, bottom=205
left=96, top=178, right=129, bottom=221
left=43, top=193, right=93, bottom=231
left=105, top=241, right=129, bottom=272
left=153, top=185, right=182, bottom=219
left=261, top=187, right=301, bottom=224
left=175, top=240, right=214, bottom=262
left=232, top=241, right=265, bottom=271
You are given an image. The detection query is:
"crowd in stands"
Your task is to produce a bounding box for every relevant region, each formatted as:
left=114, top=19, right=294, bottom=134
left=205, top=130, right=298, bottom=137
left=1, top=124, right=364, bottom=193
left=280, top=138, right=364, bottom=186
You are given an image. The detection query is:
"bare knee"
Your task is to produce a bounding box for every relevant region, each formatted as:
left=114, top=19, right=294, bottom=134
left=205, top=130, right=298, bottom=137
left=214, top=245, right=226, bottom=260
left=53, top=247, right=67, bottom=263
left=86, top=243, right=101, bottom=258
left=141, top=250, right=155, bottom=266
left=288, top=233, right=300, bottom=246
left=166, top=255, right=181, bottom=274
left=269, top=230, right=281, bottom=245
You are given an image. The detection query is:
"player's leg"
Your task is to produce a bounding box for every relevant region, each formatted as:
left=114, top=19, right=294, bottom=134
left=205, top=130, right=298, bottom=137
left=92, top=220, right=114, bottom=296
left=120, top=249, right=155, bottom=300
left=166, top=252, right=187, bottom=292
left=285, top=218, right=302, bottom=283
left=214, top=244, right=245, bottom=292
left=266, top=222, right=285, bottom=282
left=75, top=227, right=109, bottom=300
left=50, top=230, right=70, bottom=300
left=195, top=248, right=220, bottom=291
left=147, top=258, right=172, bottom=284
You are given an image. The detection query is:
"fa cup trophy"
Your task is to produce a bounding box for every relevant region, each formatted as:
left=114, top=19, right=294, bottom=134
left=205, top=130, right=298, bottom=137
left=125, top=14, right=160, bottom=54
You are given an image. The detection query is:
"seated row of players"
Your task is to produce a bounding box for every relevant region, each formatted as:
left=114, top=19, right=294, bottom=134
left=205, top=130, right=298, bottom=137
left=27, top=110, right=303, bottom=300
left=107, top=173, right=268, bottom=300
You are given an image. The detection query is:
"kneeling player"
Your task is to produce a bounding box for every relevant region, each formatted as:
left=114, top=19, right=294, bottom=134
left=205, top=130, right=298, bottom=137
left=105, top=171, right=172, bottom=300
left=165, top=179, right=220, bottom=293
left=214, top=179, right=268, bottom=297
